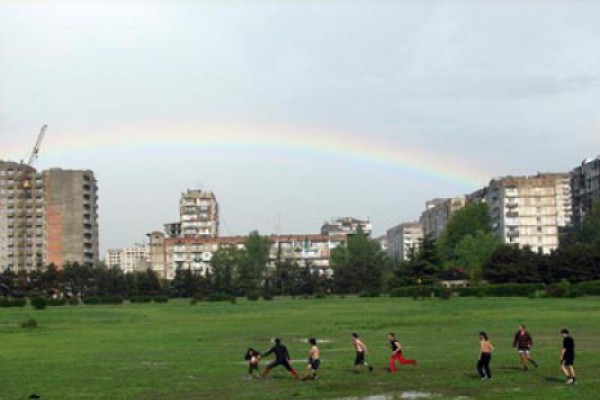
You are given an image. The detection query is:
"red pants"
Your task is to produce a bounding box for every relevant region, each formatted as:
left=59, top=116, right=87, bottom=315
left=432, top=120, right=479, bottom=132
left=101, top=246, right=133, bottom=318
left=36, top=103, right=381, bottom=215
left=389, top=352, right=416, bottom=372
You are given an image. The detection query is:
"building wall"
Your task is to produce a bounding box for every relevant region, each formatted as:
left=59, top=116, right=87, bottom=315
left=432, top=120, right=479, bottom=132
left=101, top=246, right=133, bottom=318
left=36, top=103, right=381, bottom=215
left=420, top=197, right=466, bottom=238
left=571, top=157, right=600, bottom=226
left=105, top=246, right=149, bottom=274
left=321, top=217, right=372, bottom=236
left=486, top=173, right=570, bottom=254
left=180, top=189, right=219, bottom=238
left=0, top=161, right=99, bottom=271
left=387, top=222, right=423, bottom=262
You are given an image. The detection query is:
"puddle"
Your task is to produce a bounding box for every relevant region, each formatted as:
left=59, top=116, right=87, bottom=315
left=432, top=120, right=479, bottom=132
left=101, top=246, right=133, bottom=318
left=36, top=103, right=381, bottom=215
left=335, top=392, right=436, bottom=400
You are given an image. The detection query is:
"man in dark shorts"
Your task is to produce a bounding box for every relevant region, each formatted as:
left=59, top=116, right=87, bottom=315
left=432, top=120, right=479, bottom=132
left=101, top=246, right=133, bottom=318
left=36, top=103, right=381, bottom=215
left=261, top=338, right=298, bottom=379
left=560, top=328, right=576, bottom=385
left=512, top=324, right=538, bottom=371
left=351, top=333, right=373, bottom=373
left=302, top=338, right=321, bottom=381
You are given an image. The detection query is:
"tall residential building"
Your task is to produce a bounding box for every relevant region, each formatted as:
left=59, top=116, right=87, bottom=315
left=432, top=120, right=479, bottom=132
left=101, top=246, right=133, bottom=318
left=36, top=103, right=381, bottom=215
left=387, top=222, right=423, bottom=262
left=180, top=189, right=219, bottom=238
left=486, top=173, right=571, bottom=254
left=419, top=197, right=466, bottom=238
left=0, top=161, right=99, bottom=271
left=571, top=157, right=600, bottom=226
left=321, top=217, right=372, bottom=237
left=105, top=246, right=150, bottom=274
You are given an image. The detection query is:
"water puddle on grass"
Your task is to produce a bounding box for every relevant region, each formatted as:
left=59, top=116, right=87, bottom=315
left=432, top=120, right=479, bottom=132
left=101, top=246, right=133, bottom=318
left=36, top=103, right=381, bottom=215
left=334, top=392, right=436, bottom=400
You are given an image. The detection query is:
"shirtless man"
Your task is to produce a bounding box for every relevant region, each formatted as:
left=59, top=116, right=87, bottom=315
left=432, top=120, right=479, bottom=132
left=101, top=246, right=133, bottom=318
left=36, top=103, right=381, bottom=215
left=302, top=338, right=321, bottom=381
left=351, top=333, right=373, bottom=372
left=512, top=324, right=538, bottom=371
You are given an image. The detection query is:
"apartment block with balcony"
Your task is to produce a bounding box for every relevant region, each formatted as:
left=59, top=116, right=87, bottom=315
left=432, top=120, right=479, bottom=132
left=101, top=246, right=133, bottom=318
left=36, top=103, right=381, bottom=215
left=387, top=221, right=423, bottom=262
left=419, top=197, right=466, bottom=238
left=105, top=246, right=150, bottom=274
left=486, top=173, right=571, bottom=254
left=0, top=161, right=99, bottom=271
left=321, top=217, right=372, bottom=237
left=180, top=189, right=219, bottom=238
left=571, top=157, right=600, bottom=227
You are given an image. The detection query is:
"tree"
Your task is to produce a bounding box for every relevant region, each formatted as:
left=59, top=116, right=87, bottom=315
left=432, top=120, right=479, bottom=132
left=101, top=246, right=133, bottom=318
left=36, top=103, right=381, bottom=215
left=331, top=229, right=385, bottom=294
left=438, top=202, right=492, bottom=263
left=210, top=247, right=239, bottom=295
left=454, top=231, right=501, bottom=282
left=237, top=231, right=271, bottom=295
left=578, top=200, right=600, bottom=245
left=483, top=245, right=542, bottom=283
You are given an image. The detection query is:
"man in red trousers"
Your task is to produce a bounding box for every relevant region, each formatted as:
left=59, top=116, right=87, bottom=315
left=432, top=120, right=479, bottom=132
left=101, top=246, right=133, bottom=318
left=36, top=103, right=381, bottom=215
left=388, top=332, right=417, bottom=373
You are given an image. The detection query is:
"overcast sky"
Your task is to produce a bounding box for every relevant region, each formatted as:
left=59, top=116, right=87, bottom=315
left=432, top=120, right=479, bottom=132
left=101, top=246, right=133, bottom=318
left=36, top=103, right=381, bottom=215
left=1, top=0, right=599, bottom=253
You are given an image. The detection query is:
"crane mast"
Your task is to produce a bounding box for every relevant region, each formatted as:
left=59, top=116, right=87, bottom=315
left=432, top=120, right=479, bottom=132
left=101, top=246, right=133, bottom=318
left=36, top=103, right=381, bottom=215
left=28, top=124, right=47, bottom=167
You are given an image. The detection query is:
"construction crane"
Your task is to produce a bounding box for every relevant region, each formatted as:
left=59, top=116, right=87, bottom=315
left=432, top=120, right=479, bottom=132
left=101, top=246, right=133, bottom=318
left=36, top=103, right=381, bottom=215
left=28, top=124, right=47, bottom=167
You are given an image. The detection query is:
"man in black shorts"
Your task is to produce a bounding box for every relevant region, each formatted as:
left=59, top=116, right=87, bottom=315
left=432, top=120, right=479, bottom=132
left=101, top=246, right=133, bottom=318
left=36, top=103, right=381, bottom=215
left=512, top=324, right=538, bottom=371
left=351, top=333, right=373, bottom=373
left=560, top=328, right=576, bottom=385
left=261, top=338, right=298, bottom=379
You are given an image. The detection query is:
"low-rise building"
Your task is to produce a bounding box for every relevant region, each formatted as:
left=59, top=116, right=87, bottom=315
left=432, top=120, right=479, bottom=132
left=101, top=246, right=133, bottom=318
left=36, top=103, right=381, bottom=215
left=321, top=217, right=372, bottom=237
left=105, top=246, right=150, bottom=274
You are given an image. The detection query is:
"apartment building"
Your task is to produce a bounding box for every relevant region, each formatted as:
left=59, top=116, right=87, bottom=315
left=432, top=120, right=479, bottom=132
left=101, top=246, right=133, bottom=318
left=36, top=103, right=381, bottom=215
left=105, top=246, right=150, bottom=274
left=419, top=197, right=466, bottom=238
left=485, top=173, right=571, bottom=254
left=180, top=189, right=219, bottom=238
left=571, top=157, right=600, bottom=226
left=147, top=233, right=345, bottom=280
left=387, top=221, right=423, bottom=262
left=321, top=217, right=372, bottom=237
left=0, top=161, right=99, bottom=271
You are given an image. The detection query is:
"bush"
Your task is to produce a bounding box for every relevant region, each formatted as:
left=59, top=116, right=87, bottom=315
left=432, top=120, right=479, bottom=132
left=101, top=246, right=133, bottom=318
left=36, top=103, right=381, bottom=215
left=389, top=287, right=432, bottom=298
left=573, top=280, right=600, bottom=296
left=263, top=295, right=274, bottom=301
left=358, top=291, right=381, bottom=298
left=83, top=296, right=101, bottom=305
left=153, top=296, right=169, bottom=303
left=206, top=292, right=232, bottom=302
left=435, top=288, right=453, bottom=300
left=67, top=297, right=80, bottom=306
left=101, top=295, right=124, bottom=305
left=314, top=292, right=327, bottom=299
left=246, top=293, right=260, bottom=301
left=31, top=296, right=47, bottom=310
left=46, top=298, right=67, bottom=307
left=130, top=296, right=152, bottom=303
left=0, top=297, right=26, bottom=307
left=20, top=318, right=37, bottom=329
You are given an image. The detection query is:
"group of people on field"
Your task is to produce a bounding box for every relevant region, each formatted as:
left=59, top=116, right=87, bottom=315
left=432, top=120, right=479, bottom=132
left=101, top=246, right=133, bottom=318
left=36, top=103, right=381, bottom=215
left=245, top=324, right=577, bottom=386
left=244, top=332, right=415, bottom=381
left=477, top=324, right=577, bottom=385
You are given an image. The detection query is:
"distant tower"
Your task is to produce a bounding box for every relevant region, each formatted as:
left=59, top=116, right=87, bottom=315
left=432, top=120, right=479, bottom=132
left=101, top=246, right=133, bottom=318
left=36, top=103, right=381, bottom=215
left=179, top=189, right=219, bottom=238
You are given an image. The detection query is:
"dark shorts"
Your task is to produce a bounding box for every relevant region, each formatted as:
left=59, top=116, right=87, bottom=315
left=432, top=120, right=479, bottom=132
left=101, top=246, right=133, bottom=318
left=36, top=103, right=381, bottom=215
left=267, top=359, right=293, bottom=371
left=563, top=354, right=575, bottom=366
left=355, top=351, right=366, bottom=366
left=248, top=363, right=259, bottom=373
left=309, top=358, right=321, bottom=370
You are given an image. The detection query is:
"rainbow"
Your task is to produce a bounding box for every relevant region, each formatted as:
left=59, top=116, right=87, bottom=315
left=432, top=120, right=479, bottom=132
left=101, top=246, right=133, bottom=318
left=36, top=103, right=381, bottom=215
left=2, top=122, right=491, bottom=188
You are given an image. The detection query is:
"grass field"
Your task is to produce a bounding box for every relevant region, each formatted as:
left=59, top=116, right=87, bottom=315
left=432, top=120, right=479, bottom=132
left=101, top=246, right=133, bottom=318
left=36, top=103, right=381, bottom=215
left=0, top=297, right=598, bottom=400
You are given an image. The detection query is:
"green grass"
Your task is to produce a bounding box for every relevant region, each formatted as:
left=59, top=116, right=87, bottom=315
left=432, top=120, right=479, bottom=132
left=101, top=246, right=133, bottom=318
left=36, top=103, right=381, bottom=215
left=0, top=297, right=598, bottom=400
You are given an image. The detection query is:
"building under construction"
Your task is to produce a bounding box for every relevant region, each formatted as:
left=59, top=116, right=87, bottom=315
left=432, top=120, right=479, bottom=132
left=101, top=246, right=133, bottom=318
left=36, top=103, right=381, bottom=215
left=0, top=126, right=99, bottom=271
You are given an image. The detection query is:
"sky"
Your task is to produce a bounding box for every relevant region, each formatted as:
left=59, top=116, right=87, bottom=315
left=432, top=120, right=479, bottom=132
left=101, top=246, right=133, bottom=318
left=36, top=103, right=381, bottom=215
left=1, top=0, right=599, bottom=254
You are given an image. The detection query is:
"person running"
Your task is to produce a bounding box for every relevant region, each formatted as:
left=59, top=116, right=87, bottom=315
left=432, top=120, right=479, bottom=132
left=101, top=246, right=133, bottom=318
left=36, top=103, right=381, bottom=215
left=244, top=347, right=261, bottom=379
left=477, top=332, right=494, bottom=380
left=512, top=324, right=538, bottom=370
left=388, top=332, right=417, bottom=373
left=261, top=338, right=298, bottom=379
left=560, top=328, right=576, bottom=385
left=351, top=333, right=373, bottom=373
left=302, top=338, right=321, bottom=381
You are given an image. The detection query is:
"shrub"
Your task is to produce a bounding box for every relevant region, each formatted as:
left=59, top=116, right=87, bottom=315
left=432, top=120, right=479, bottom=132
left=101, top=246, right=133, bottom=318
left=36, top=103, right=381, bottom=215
left=230, top=296, right=237, bottom=304
left=389, top=287, right=432, bottom=298
left=263, top=295, right=274, bottom=301
left=83, top=296, right=101, bottom=305
left=31, top=296, right=47, bottom=310
left=246, top=293, right=260, bottom=301
left=130, top=296, right=152, bottom=303
left=101, top=295, right=124, bottom=305
left=314, top=292, right=327, bottom=299
left=574, top=280, right=600, bottom=296
left=358, top=291, right=381, bottom=298
left=0, top=297, right=26, bottom=307
left=153, top=296, right=169, bottom=303
left=206, top=292, right=232, bottom=302
left=46, top=298, right=67, bottom=307
left=20, top=318, right=38, bottom=329
left=435, top=288, right=452, bottom=300
left=67, top=297, right=80, bottom=306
